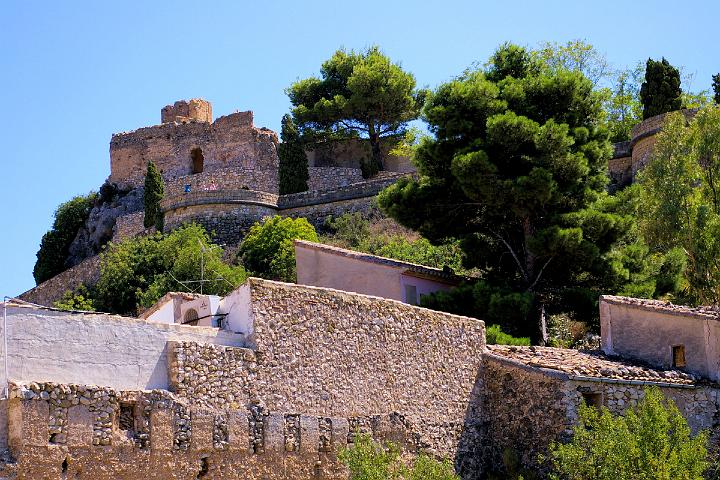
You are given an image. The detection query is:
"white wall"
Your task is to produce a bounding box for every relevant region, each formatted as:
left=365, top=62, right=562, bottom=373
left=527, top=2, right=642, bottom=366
left=0, top=305, right=246, bottom=391
left=218, top=285, right=253, bottom=335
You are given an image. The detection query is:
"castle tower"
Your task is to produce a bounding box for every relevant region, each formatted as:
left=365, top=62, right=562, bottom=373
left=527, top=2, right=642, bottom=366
left=161, top=98, right=212, bottom=123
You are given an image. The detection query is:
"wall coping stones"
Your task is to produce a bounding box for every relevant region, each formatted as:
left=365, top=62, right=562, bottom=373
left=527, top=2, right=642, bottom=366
left=600, top=295, right=719, bottom=321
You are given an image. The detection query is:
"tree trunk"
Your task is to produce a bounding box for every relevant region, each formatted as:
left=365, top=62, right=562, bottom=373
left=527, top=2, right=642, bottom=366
left=529, top=297, right=548, bottom=346
left=368, top=129, right=384, bottom=174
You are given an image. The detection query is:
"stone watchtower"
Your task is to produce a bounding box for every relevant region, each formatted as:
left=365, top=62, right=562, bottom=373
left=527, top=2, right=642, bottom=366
left=160, top=99, right=213, bottom=124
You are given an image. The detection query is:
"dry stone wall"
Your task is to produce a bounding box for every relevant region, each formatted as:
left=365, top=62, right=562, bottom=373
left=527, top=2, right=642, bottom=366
left=5, top=381, right=411, bottom=480
left=18, top=255, right=101, bottom=306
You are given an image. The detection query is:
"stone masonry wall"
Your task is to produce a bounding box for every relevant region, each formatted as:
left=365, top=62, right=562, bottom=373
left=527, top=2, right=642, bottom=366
left=18, top=255, right=101, bottom=306
left=112, top=211, right=148, bottom=243
left=4, top=381, right=415, bottom=480
left=110, top=110, right=278, bottom=189
left=219, top=279, right=485, bottom=464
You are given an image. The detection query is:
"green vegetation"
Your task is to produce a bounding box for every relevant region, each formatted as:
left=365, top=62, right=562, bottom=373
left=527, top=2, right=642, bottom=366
left=378, top=43, right=624, bottom=343
left=713, top=74, right=720, bottom=104
left=53, top=285, right=96, bottom=311
left=339, top=433, right=459, bottom=480
left=238, top=216, right=318, bottom=282
left=95, top=223, right=247, bottom=315
left=33, top=193, right=97, bottom=284
left=143, top=161, right=164, bottom=231
left=278, top=114, right=309, bottom=194
left=549, top=387, right=709, bottom=480
left=485, top=324, right=531, bottom=346
left=287, top=46, right=425, bottom=176
left=638, top=107, right=720, bottom=306
left=323, top=212, right=466, bottom=274
left=640, top=58, right=682, bottom=119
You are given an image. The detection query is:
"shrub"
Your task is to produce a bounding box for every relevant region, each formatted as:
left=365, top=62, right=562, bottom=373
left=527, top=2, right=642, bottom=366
left=33, top=193, right=97, bottom=284
left=486, top=324, right=531, bottom=346
left=95, top=223, right=247, bottom=315
left=639, top=57, right=682, bottom=119
left=550, top=387, right=709, bottom=480
left=238, top=216, right=318, bottom=282
left=339, top=433, right=459, bottom=480
left=278, top=114, right=309, bottom=194
left=53, top=285, right=96, bottom=311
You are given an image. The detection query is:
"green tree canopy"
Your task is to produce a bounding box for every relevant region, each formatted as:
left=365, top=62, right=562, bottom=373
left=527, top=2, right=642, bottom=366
left=144, top=160, right=164, bottom=231
left=33, top=193, right=96, bottom=284
left=378, top=43, right=625, bottom=342
left=550, top=387, right=709, bottom=480
left=287, top=46, right=425, bottom=176
left=639, top=58, right=682, bottom=119
left=278, top=114, right=309, bottom=194
left=713, top=73, right=720, bottom=104
left=95, top=223, right=247, bottom=315
left=238, top=216, right=318, bottom=282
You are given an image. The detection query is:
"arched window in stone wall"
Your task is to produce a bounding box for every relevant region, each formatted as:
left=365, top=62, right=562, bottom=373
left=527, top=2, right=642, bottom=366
left=183, top=308, right=199, bottom=326
left=191, top=148, right=204, bottom=174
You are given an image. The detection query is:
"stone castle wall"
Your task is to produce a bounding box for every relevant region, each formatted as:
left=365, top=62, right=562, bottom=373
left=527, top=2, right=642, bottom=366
left=161, top=99, right=213, bottom=124
left=4, top=382, right=411, bottom=480
left=111, top=211, right=147, bottom=242
left=305, top=137, right=411, bottom=172
left=110, top=110, right=278, bottom=189
left=18, top=256, right=102, bottom=307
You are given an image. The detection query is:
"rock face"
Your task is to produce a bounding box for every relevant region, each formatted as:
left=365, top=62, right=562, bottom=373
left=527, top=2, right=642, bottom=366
left=67, top=186, right=144, bottom=266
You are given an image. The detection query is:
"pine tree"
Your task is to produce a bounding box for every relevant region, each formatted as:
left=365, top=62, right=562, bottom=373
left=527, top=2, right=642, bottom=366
left=713, top=73, right=720, bottom=104
left=143, top=161, right=164, bottom=231
left=639, top=58, right=682, bottom=119
left=278, top=114, right=309, bottom=195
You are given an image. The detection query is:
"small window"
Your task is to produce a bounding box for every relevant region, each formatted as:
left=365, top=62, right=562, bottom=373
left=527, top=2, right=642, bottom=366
left=673, top=345, right=686, bottom=368
left=119, top=403, right=135, bottom=432
left=581, top=392, right=603, bottom=409
left=404, top=285, right=418, bottom=305
left=191, top=148, right=204, bottom=174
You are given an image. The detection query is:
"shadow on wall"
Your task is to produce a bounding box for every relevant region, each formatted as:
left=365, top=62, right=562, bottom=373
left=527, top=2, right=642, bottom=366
left=454, top=367, right=486, bottom=479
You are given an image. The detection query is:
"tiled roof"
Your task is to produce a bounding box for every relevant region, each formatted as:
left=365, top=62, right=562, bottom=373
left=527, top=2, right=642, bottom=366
left=294, top=240, right=466, bottom=283
left=487, top=345, right=699, bottom=386
left=601, top=295, right=719, bottom=321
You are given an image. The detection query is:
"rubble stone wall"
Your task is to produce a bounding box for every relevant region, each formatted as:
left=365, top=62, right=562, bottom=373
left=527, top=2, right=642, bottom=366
left=4, top=382, right=415, bottom=480
left=17, top=255, right=102, bottom=306
left=110, top=110, right=278, bottom=189
left=112, top=211, right=148, bottom=242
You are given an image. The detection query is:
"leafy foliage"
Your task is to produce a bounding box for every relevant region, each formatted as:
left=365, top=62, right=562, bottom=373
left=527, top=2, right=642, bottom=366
left=640, top=58, right=682, bottom=119
left=53, top=285, right=96, bottom=311
left=238, top=216, right=318, bottom=282
left=144, top=161, right=164, bottom=231
left=485, top=324, right=531, bottom=346
left=339, top=433, right=459, bottom=480
left=604, top=63, right=644, bottom=143
left=95, top=224, right=247, bottom=315
left=638, top=107, right=720, bottom=306
left=323, top=212, right=466, bottom=273
left=549, top=387, right=709, bottom=480
left=287, top=46, right=425, bottom=175
left=714, top=74, right=720, bottom=104
left=278, top=114, right=309, bottom=194
left=33, top=193, right=97, bottom=284
left=534, top=39, right=611, bottom=87
left=378, top=43, right=622, bottom=342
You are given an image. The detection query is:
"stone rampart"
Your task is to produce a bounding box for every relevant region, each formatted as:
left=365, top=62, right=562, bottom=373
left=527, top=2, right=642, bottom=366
left=110, top=110, right=278, bottom=189
left=4, top=381, right=415, bottom=480
left=18, top=255, right=101, bottom=306
left=161, top=98, right=212, bottom=124
left=166, top=168, right=280, bottom=196
left=111, top=211, right=147, bottom=242
left=307, top=167, right=364, bottom=190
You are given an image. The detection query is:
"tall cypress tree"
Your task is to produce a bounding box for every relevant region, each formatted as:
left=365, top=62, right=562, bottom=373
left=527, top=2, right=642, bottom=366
left=713, top=73, right=720, bottom=104
left=144, top=161, right=164, bottom=231
left=639, top=58, right=682, bottom=119
left=278, top=114, right=309, bottom=195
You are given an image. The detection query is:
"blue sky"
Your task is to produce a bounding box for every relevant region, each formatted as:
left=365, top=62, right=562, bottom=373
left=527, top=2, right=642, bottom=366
left=1, top=0, right=719, bottom=297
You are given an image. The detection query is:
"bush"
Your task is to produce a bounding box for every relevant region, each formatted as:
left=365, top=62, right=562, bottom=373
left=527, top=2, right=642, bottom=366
left=550, top=387, right=709, bottom=480
left=339, top=433, right=459, bottom=480
left=238, top=216, right=318, bottom=282
left=95, top=223, right=247, bottom=315
left=53, top=285, right=96, bottom=311
left=34, top=193, right=97, bottom=284
left=486, top=324, right=531, bottom=346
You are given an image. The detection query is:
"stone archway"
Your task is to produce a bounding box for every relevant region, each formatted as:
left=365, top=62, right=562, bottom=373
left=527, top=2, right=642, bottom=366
left=191, top=148, right=204, bottom=174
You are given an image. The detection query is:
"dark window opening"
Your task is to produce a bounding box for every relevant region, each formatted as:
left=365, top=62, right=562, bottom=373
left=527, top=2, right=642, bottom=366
left=404, top=284, right=418, bottom=305
left=581, top=392, right=603, bottom=409
left=183, top=308, right=199, bottom=326
left=119, top=403, right=135, bottom=432
left=191, top=148, right=204, bottom=174
left=673, top=345, right=686, bottom=368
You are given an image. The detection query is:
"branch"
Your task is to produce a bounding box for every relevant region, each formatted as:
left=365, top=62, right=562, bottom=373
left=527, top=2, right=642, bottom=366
left=528, top=256, right=554, bottom=291
left=493, top=233, right=528, bottom=283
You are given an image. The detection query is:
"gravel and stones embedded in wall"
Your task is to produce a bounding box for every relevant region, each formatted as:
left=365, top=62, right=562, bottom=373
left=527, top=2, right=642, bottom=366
left=165, top=168, right=280, bottom=196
